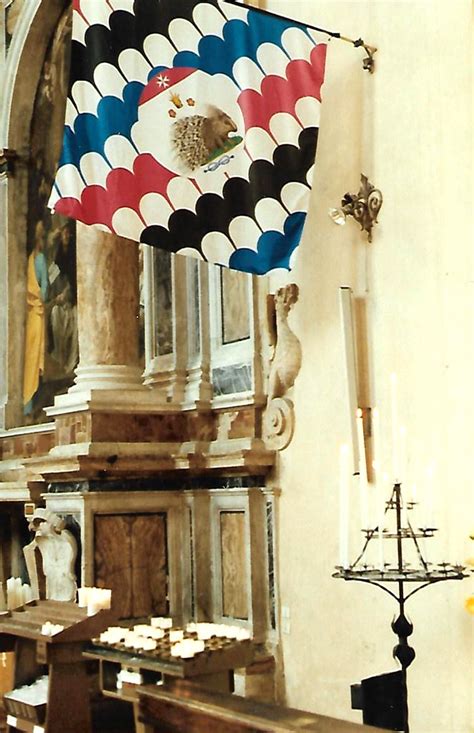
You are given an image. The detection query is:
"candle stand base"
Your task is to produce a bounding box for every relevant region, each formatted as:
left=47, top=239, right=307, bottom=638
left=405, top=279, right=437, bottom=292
left=334, top=482, right=468, bottom=733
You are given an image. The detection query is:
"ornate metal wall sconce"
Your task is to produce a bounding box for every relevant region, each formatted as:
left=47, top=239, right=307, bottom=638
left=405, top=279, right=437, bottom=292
left=329, top=174, right=383, bottom=242
left=0, top=149, right=18, bottom=179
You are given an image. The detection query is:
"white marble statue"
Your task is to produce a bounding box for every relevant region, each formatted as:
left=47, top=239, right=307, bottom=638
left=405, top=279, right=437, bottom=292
left=23, top=508, right=77, bottom=602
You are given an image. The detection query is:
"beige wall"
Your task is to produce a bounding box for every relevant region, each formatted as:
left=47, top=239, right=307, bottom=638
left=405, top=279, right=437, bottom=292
left=266, top=1, right=473, bottom=731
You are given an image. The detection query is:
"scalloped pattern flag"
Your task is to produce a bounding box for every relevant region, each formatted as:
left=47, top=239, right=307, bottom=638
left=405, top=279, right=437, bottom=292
left=50, top=0, right=327, bottom=274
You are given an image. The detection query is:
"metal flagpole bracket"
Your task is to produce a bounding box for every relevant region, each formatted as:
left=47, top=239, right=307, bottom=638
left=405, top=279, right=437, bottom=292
left=223, top=0, right=377, bottom=73
left=351, top=38, right=377, bottom=73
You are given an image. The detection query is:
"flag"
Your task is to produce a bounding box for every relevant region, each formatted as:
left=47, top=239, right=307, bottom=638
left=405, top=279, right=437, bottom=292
left=50, top=0, right=327, bottom=275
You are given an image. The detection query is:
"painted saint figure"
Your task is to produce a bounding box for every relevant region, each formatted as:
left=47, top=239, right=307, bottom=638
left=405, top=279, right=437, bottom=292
left=49, top=224, right=78, bottom=374
left=23, top=221, right=49, bottom=417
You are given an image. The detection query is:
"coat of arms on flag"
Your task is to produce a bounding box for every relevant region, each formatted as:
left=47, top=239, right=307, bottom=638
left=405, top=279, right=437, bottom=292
left=50, top=0, right=327, bottom=274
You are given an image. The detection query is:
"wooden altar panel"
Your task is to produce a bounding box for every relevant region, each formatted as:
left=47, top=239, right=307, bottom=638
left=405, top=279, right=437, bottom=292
left=95, top=514, right=168, bottom=619
left=131, top=514, right=168, bottom=618
left=95, top=515, right=133, bottom=618
left=220, top=511, right=248, bottom=620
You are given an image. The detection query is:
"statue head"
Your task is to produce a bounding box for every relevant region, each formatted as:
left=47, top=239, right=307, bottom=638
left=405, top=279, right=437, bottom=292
left=29, top=508, right=66, bottom=537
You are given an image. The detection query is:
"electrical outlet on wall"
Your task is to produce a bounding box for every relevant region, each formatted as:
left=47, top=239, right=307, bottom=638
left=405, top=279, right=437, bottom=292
left=281, top=605, right=290, bottom=634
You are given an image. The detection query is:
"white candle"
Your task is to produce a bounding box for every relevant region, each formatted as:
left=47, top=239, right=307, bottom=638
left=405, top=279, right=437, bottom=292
left=401, top=497, right=409, bottom=529
left=22, top=584, right=33, bottom=605
left=399, top=426, right=407, bottom=485
left=425, top=463, right=435, bottom=529
left=99, top=588, right=112, bottom=610
left=339, top=288, right=360, bottom=475
left=409, top=483, right=418, bottom=504
left=339, top=443, right=350, bottom=568
left=390, top=373, right=400, bottom=482
left=371, top=406, right=380, bottom=484
left=356, top=409, right=369, bottom=528
left=378, top=475, right=388, bottom=571
left=0, top=582, right=6, bottom=612
left=78, top=587, right=91, bottom=608
left=6, top=578, right=14, bottom=611
left=87, top=589, right=103, bottom=616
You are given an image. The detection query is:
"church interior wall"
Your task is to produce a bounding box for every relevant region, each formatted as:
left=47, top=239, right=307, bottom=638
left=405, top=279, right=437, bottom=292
left=265, top=1, right=473, bottom=732
left=0, top=1, right=472, bottom=732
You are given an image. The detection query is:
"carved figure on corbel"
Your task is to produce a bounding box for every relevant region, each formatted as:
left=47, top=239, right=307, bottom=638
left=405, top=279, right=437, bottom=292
left=264, top=284, right=302, bottom=451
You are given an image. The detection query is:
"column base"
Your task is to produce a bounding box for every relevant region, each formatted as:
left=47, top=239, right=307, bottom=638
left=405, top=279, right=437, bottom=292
left=45, top=365, right=172, bottom=417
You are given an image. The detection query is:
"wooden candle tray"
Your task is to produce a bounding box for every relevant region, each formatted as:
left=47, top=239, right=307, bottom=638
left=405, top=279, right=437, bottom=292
left=87, top=633, right=254, bottom=679
left=3, top=694, right=47, bottom=725
left=0, top=599, right=116, bottom=644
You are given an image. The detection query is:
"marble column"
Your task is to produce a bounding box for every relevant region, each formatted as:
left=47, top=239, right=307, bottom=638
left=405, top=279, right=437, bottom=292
left=47, top=223, right=155, bottom=415
left=72, top=223, right=142, bottom=392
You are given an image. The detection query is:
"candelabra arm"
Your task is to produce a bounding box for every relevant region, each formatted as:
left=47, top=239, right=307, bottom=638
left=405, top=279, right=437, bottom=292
left=404, top=576, right=466, bottom=603
left=340, top=576, right=401, bottom=603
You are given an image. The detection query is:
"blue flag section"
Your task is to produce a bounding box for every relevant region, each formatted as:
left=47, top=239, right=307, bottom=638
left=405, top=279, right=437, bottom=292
left=50, top=0, right=327, bottom=274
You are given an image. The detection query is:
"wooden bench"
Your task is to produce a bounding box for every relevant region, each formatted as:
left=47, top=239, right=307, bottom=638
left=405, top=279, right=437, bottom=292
left=137, top=680, right=390, bottom=733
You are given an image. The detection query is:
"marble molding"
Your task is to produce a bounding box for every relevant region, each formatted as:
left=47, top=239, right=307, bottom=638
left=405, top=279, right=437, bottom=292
left=21, top=437, right=276, bottom=483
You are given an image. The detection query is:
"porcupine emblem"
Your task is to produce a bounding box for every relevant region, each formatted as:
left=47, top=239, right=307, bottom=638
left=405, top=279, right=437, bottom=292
left=172, top=106, right=240, bottom=171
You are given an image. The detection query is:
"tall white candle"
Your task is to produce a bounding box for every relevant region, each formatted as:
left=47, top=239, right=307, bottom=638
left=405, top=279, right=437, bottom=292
left=399, top=425, right=407, bottom=485
left=378, top=475, right=388, bottom=571
left=371, top=407, right=380, bottom=486
left=339, top=288, right=360, bottom=475
left=339, top=444, right=350, bottom=568
left=356, top=409, right=369, bottom=529
left=390, top=373, right=400, bottom=482
left=425, top=463, right=435, bottom=529
left=6, top=578, right=14, bottom=611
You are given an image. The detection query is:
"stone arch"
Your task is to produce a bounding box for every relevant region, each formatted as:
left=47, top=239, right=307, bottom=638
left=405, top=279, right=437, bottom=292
left=1, top=0, right=71, bottom=428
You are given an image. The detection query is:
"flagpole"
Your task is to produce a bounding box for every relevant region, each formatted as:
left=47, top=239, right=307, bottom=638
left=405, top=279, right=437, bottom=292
left=222, top=0, right=377, bottom=71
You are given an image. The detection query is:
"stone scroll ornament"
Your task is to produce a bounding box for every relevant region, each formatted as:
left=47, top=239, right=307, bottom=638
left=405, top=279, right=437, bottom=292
left=264, top=283, right=301, bottom=450
left=49, top=0, right=327, bottom=275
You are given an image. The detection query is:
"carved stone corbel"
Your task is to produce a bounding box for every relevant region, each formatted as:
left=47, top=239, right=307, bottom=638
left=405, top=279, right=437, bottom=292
left=264, top=284, right=302, bottom=450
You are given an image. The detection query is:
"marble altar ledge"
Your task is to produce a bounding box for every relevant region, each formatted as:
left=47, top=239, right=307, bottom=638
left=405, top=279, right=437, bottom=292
left=21, top=438, right=276, bottom=481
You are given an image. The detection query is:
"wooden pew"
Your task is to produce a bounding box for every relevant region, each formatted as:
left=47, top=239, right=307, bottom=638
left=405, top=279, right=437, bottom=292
left=137, top=680, right=390, bottom=733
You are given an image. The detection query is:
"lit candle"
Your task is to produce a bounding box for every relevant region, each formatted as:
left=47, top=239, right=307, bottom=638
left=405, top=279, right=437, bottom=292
left=390, top=373, right=400, bottom=482
left=339, top=443, right=350, bottom=568
left=356, top=409, right=369, bottom=529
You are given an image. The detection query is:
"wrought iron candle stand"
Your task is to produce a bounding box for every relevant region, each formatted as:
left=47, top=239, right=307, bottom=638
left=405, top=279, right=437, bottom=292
left=333, top=482, right=467, bottom=733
